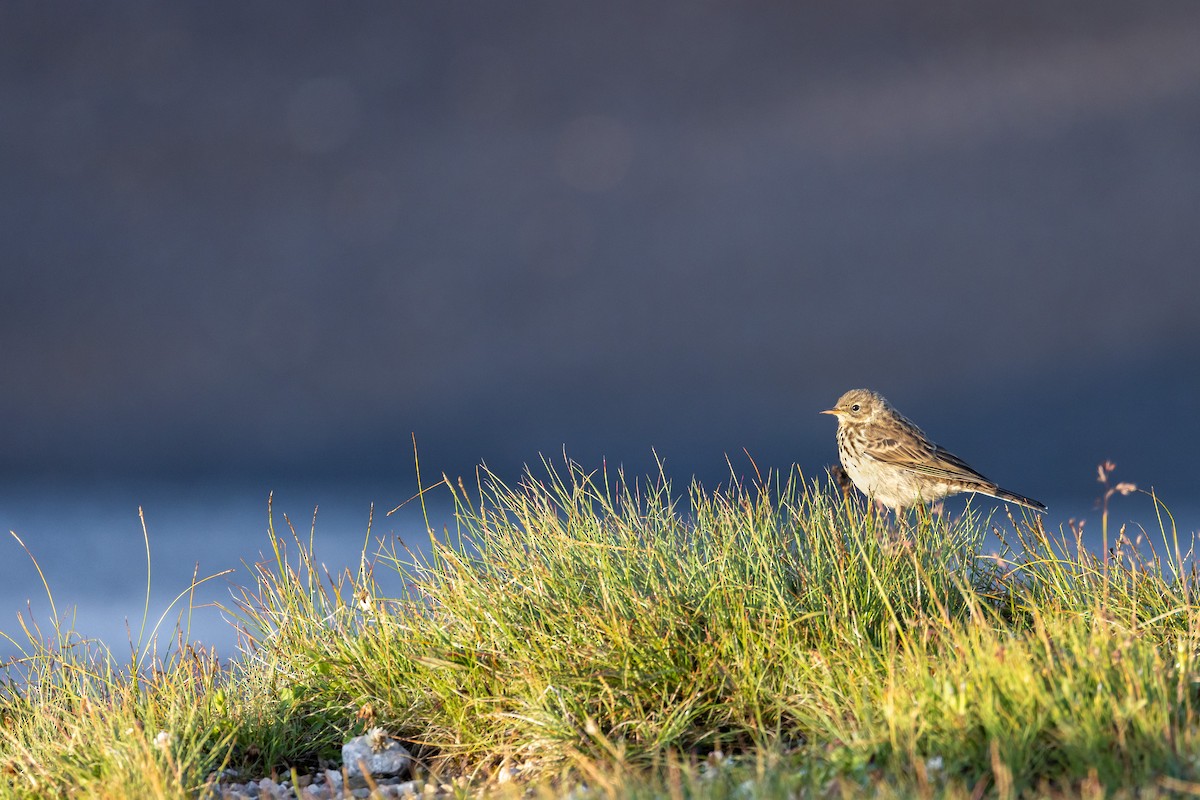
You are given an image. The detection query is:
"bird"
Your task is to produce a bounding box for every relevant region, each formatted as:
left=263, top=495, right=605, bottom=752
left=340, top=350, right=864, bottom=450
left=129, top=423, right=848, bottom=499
left=821, top=388, right=1046, bottom=513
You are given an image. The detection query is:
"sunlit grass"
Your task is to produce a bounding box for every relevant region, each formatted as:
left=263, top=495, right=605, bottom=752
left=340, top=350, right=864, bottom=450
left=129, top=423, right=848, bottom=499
left=1, top=458, right=1198, bottom=798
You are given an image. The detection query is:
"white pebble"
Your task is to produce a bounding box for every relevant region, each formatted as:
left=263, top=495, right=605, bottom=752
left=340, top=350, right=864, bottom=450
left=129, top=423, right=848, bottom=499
left=343, top=731, right=412, bottom=780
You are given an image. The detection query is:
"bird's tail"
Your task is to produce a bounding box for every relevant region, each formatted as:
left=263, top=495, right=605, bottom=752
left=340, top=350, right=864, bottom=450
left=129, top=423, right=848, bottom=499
left=981, top=486, right=1047, bottom=513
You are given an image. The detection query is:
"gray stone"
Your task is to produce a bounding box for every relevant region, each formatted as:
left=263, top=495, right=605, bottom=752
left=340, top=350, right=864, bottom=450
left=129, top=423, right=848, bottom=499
left=393, top=780, right=423, bottom=797
left=342, top=727, right=412, bottom=782
left=256, top=777, right=294, bottom=799
left=302, top=785, right=331, bottom=800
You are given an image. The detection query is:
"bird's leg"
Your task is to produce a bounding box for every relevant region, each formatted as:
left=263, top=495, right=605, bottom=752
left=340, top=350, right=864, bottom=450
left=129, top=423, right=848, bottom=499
left=876, top=504, right=915, bottom=555
left=873, top=500, right=905, bottom=543
left=914, top=502, right=938, bottom=541
left=887, top=504, right=924, bottom=550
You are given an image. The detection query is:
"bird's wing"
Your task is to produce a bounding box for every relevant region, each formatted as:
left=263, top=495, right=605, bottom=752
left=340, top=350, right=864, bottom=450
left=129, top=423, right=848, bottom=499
left=920, top=445, right=994, bottom=484
left=864, top=426, right=992, bottom=485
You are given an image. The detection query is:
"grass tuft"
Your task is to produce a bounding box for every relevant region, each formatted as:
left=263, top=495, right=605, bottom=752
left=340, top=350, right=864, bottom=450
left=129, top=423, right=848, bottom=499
left=3, top=459, right=1199, bottom=797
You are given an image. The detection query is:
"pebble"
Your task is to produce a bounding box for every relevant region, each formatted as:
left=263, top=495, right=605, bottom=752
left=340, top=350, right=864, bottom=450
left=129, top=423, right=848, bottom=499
left=343, top=728, right=412, bottom=783
left=211, top=773, right=426, bottom=800
left=207, top=728, right=420, bottom=799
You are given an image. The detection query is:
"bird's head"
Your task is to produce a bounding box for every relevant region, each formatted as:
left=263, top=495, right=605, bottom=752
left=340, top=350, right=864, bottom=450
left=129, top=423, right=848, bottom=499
left=820, top=388, right=888, bottom=425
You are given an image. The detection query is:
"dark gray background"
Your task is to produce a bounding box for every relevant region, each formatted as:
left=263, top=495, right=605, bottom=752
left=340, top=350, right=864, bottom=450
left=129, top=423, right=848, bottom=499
left=6, top=3, right=1199, bottom=498
left=2, top=3, right=1199, bottom=653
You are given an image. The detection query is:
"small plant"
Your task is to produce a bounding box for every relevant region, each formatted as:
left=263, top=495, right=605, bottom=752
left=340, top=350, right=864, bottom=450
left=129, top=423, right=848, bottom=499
left=0, top=515, right=235, bottom=798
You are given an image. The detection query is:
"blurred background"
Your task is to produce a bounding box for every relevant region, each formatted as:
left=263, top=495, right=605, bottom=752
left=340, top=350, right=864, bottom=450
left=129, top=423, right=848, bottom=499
left=3, top=2, right=1199, bottom=656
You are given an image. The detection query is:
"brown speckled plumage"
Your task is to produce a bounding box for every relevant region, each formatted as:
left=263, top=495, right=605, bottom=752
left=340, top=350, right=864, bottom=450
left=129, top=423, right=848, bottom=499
left=821, top=389, right=1045, bottom=513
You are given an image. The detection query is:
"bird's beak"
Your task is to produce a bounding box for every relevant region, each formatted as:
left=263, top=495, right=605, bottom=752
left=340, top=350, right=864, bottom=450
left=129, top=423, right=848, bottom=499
left=820, top=408, right=839, bottom=416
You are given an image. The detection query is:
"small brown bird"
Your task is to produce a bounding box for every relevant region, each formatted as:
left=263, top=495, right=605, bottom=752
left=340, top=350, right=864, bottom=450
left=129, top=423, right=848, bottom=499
left=821, top=388, right=1046, bottom=513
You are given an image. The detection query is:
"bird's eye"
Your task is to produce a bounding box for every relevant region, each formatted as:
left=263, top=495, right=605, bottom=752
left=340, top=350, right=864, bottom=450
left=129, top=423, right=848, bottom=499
left=851, top=403, right=861, bottom=412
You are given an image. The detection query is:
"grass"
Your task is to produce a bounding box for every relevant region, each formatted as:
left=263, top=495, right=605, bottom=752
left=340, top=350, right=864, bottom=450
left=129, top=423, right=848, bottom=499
left=1, top=457, right=1199, bottom=798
